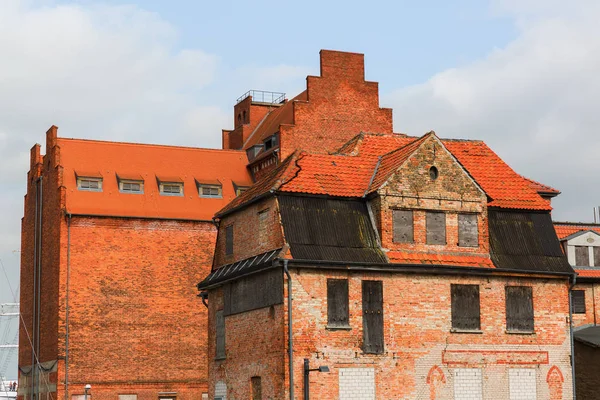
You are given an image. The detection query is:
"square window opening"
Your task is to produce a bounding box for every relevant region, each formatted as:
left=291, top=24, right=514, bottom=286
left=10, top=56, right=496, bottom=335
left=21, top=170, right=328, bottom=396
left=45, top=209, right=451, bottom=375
left=77, top=177, right=102, bottom=192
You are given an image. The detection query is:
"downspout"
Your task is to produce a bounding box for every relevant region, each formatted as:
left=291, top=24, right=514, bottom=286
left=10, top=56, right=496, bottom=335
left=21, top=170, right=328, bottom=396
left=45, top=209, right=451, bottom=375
left=569, top=274, right=577, bottom=400
left=283, top=259, right=294, bottom=400
left=36, top=177, right=43, bottom=397
left=65, top=213, right=72, bottom=400
left=31, top=177, right=39, bottom=400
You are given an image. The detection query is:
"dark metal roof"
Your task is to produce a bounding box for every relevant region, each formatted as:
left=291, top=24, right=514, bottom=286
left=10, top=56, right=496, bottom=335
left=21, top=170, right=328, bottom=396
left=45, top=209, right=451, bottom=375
left=574, top=326, right=600, bottom=348
left=278, top=195, right=387, bottom=263
left=488, top=210, right=574, bottom=274
left=197, top=248, right=281, bottom=289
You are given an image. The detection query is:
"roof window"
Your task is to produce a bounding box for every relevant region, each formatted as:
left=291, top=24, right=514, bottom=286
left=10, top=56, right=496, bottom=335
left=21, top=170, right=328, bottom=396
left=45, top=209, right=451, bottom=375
left=119, top=179, right=144, bottom=194
left=264, top=135, right=278, bottom=151
left=233, top=181, right=250, bottom=197
left=77, top=177, right=102, bottom=192
left=199, top=184, right=222, bottom=198
left=159, top=182, right=184, bottom=196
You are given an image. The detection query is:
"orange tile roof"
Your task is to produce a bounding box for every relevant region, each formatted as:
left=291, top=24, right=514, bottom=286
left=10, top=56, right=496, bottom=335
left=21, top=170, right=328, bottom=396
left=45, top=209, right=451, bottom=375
left=576, top=269, right=600, bottom=278
left=387, top=251, right=495, bottom=268
left=242, top=91, right=307, bottom=150
left=59, top=138, right=253, bottom=220
left=554, top=223, right=600, bottom=240
left=522, top=176, right=560, bottom=195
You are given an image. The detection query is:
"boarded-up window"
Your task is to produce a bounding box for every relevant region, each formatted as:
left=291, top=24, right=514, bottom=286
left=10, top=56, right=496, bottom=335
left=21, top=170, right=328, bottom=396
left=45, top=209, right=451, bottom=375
left=362, top=280, right=384, bottom=354
left=258, top=209, right=269, bottom=246
left=327, top=279, right=349, bottom=327
left=225, top=225, right=233, bottom=256
left=251, top=377, right=262, bottom=400
left=575, top=246, right=589, bottom=266
left=458, top=214, right=478, bottom=247
left=572, top=290, right=586, bottom=314
left=223, top=269, right=283, bottom=316
left=451, top=284, right=481, bottom=330
left=215, top=310, right=225, bottom=359
left=594, top=247, right=600, bottom=266
left=506, top=286, right=534, bottom=332
left=426, top=212, right=446, bottom=245
left=393, top=210, right=413, bottom=243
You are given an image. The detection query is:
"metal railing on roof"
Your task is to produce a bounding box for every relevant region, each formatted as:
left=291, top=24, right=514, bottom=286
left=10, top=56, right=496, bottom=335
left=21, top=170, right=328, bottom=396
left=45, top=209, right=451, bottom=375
left=236, top=90, right=285, bottom=105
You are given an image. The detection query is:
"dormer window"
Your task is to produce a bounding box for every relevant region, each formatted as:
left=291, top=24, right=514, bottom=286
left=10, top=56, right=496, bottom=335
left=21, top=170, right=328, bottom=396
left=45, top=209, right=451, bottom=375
left=77, top=177, right=102, bottom=192
left=119, top=179, right=143, bottom=194
left=233, top=182, right=249, bottom=197
left=159, top=182, right=183, bottom=196
left=264, top=135, right=278, bottom=151
left=199, top=184, right=222, bottom=198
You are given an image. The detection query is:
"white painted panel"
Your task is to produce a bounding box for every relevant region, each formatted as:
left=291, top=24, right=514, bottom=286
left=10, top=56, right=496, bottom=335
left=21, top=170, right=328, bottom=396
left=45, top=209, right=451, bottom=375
left=339, top=367, right=375, bottom=400
left=453, top=368, right=482, bottom=400
left=509, top=369, right=537, bottom=400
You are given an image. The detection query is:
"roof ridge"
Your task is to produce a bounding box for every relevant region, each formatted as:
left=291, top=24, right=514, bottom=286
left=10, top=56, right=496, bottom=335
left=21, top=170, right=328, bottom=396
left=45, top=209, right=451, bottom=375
left=58, top=137, right=245, bottom=153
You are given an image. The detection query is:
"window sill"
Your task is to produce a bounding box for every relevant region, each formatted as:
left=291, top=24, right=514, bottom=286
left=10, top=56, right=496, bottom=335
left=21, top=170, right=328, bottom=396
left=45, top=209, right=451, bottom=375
left=450, top=328, right=483, bottom=334
left=326, top=324, right=352, bottom=331
left=506, top=330, right=536, bottom=335
left=214, top=356, right=226, bottom=361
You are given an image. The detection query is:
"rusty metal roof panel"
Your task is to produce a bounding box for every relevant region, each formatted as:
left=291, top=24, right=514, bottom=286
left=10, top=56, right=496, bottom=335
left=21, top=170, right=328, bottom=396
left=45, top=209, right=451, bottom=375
left=278, top=195, right=387, bottom=263
left=488, top=210, right=573, bottom=274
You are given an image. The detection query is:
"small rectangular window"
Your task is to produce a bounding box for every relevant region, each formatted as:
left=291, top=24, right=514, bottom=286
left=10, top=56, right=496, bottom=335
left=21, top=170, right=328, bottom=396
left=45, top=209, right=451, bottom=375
left=215, top=310, right=225, bottom=359
left=458, top=214, right=478, bottom=247
left=393, top=210, right=413, bottom=243
left=451, top=284, right=481, bottom=331
left=160, top=182, right=183, bottom=196
left=327, top=279, right=349, bottom=328
left=251, top=377, right=262, bottom=400
left=572, top=290, right=586, bottom=314
left=118, top=395, right=137, bottom=400
left=506, top=286, right=534, bottom=332
left=119, top=180, right=143, bottom=194
left=575, top=246, right=589, bottom=266
left=426, top=212, right=446, bottom=245
left=225, top=225, right=233, bottom=256
left=594, top=247, right=600, bottom=267
left=362, top=280, right=384, bottom=354
left=77, top=177, right=102, bottom=192
left=236, top=187, right=249, bottom=196
left=199, top=184, right=222, bottom=198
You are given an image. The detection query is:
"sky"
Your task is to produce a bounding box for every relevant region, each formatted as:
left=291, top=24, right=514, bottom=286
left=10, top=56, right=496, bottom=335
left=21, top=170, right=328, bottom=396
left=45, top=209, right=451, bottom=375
left=1, top=0, right=599, bottom=379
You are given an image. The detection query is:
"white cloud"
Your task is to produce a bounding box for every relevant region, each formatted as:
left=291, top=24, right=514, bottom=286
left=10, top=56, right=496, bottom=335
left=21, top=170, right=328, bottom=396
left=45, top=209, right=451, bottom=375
left=384, top=0, right=600, bottom=222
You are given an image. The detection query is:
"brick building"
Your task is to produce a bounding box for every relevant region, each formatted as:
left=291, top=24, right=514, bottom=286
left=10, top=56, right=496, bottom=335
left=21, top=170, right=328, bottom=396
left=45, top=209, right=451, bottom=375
left=199, top=132, right=575, bottom=399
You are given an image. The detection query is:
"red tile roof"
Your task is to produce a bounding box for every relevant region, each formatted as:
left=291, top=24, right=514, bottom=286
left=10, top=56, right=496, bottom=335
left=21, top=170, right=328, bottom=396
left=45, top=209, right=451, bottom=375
left=576, top=269, right=600, bottom=278
left=387, top=251, right=495, bottom=268
left=522, top=176, right=560, bottom=196
left=554, top=223, right=600, bottom=240
left=59, top=138, right=253, bottom=220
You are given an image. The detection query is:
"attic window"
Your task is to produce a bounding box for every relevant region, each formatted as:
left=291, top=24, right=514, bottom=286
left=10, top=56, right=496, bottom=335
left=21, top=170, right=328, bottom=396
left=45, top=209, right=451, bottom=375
left=429, top=166, right=439, bottom=180
left=119, top=179, right=143, bottom=194
left=264, top=135, right=278, bottom=151
left=160, top=182, right=183, bottom=196
left=199, top=184, right=222, bottom=198
left=77, top=177, right=102, bottom=192
left=236, top=187, right=249, bottom=196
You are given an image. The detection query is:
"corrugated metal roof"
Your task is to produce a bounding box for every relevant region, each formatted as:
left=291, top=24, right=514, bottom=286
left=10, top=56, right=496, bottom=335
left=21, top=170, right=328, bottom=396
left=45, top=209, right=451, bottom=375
left=574, top=326, right=600, bottom=348
left=278, top=195, right=387, bottom=263
left=197, top=248, right=282, bottom=289
left=488, top=210, right=573, bottom=273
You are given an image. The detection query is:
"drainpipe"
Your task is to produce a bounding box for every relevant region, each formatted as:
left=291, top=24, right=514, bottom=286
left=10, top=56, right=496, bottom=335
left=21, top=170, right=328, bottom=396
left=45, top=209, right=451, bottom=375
left=283, top=260, right=294, bottom=400
left=569, top=274, right=577, bottom=400
left=31, top=177, right=39, bottom=400
left=65, top=213, right=72, bottom=400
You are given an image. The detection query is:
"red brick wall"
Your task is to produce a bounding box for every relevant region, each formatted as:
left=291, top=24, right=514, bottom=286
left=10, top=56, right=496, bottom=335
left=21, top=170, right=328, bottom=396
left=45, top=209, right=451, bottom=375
left=213, top=197, right=283, bottom=268
left=278, top=50, right=393, bottom=158
left=572, top=282, right=599, bottom=327
left=285, top=269, right=572, bottom=399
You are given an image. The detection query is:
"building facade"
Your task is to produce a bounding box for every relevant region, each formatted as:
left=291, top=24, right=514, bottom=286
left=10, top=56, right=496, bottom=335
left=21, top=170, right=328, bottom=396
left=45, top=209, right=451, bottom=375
left=199, top=132, right=575, bottom=400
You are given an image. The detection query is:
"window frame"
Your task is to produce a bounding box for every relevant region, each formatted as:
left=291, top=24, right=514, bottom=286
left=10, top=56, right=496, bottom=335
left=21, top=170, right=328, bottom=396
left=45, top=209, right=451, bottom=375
left=392, top=209, right=414, bottom=244
left=426, top=211, right=446, bottom=245
left=571, top=290, right=586, bottom=314
left=215, top=310, right=226, bottom=360
left=362, top=280, right=384, bottom=354
left=505, top=286, right=535, bottom=333
left=326, top=279, right=350, bottom=329
left=575, top=245, right=589, bottom=266
left=458, top=213, right=479, bottom=247
left=450, top=284, right=481, bottom=332
left=159, top=182, right=184, bottom=196
left=118, top=179, right=144, bottom=194
left=77, top=177, right=103, bottom=192
left=199, top=184, right=222, bottom=199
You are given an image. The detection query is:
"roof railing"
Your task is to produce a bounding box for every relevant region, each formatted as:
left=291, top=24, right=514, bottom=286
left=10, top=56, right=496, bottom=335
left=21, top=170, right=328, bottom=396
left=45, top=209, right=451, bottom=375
left=236, top=90, right=286, bottom=105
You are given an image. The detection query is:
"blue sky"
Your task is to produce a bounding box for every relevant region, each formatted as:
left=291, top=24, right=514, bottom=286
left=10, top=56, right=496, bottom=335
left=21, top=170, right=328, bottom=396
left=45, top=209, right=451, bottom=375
left=1, top=0, right=599, bottom=380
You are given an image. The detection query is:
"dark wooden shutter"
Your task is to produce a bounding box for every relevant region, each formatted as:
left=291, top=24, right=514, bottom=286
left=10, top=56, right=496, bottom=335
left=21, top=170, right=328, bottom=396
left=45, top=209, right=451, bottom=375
left=362, top=280, right=384, bottom=354
left=575, top=246, right=589, bottom=266
left=458, top=214, right=478, bottom=247
left=327, top=279, right=349, bottom=327
left=225, top=225, right=234, bottom=256
left=426, top=212, right=446, bottom=245
left=451, top=284, right=481, bottom=330
left=251, top=377, right=262, bottom=400
left=594, top=247, right=600, bottom=266
left=215, top=310, right=225, bottom=359
left=393, top=210, right=413, bottom=243
left=572, top=290, right=586, bottom=314
left=505, top=286, right=534, bottom=332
